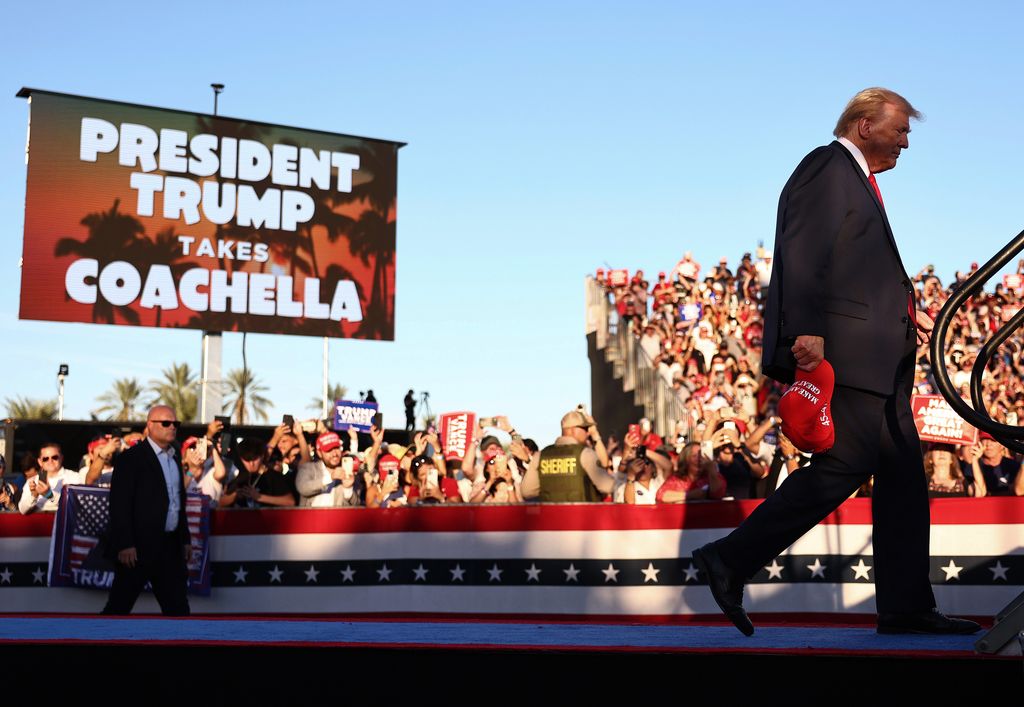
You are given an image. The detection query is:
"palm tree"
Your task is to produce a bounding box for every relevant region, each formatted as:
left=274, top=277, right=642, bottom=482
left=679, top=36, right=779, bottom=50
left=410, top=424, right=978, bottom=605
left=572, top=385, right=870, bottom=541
left=5, top=396, right=59, bottom=420
left=55, top=199, right=145, bottom=325
left=348, top=208, right=395, bottom=339
left=94, top=378, right=145, bottom=421
left=223, top=368, right=272, bottom=425
left=308, top=382, right=348, bottom=416
left=125, top=226, right=190, bottom=328
left=341, top=142, right=398, bottom=340
left=149, top=363, right=199, bottom=422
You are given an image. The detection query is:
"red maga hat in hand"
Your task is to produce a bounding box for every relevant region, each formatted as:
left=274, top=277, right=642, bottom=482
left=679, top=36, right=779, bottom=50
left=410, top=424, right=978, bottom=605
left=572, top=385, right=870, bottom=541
left=778, top=360, right=835, bottom=454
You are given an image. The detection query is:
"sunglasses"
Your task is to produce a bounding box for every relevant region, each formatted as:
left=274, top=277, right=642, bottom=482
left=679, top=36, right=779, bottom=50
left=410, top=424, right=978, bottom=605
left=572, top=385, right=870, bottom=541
left=150, top=419, right=181, bottom=428
left=39, top=455, right=61, bottom=462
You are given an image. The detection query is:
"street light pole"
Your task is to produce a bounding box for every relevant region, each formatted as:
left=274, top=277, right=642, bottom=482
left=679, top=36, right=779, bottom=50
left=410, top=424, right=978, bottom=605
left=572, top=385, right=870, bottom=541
left=200, top=83, right=225, bottom=423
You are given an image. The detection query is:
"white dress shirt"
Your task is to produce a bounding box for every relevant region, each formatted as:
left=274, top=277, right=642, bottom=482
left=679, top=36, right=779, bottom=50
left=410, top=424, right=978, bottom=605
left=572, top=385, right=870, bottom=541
left=837, top=136, right=870, bottom=178
left=147, top=437, right=181, bottom=532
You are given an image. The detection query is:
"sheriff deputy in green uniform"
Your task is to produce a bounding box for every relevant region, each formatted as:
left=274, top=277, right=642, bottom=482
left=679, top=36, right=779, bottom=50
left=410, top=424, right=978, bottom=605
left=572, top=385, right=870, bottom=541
left=520, top=409, right=616, bottom=502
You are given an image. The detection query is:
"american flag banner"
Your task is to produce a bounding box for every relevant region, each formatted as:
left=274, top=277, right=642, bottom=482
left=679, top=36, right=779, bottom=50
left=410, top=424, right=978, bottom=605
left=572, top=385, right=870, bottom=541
left=49, top=486, right=212, bottom=596
left=5, top=498, right=1021, bottom=617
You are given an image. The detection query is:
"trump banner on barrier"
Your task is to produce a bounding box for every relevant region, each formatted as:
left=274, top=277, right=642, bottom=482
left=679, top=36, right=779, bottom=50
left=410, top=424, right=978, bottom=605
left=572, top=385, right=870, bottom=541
left=49, top=485, right=212, bottom=595
left=17, top=88, right=403, bottom=340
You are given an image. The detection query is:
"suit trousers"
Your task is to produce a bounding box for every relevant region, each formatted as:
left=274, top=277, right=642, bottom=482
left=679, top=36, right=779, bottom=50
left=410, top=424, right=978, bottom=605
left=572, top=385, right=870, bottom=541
left=101, top=531, right=191, bottom=616
left=714, top=374, right=936, bottom=614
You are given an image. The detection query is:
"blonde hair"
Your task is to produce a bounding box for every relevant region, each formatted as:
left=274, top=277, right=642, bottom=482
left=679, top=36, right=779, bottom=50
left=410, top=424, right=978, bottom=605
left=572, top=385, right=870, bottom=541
left=833, top=87, right=922, bottom=138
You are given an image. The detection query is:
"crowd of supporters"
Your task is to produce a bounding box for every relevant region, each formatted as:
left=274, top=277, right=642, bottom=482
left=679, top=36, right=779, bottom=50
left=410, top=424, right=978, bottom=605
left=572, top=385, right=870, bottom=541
left=0, top=415, right=545, bottom=512
left=2, top=249, right=1024, bottom=513
left=597, top=249, right=1024, bottom=500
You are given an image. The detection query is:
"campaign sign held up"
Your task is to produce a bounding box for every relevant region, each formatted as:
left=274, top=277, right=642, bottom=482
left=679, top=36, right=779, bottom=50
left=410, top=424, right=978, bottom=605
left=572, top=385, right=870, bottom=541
left=679, top=302, right=702, bottom=323
left=333, top=399, right=378, bottom=432
left=911, top=394, right=978, bottom=446
left=440, top=411, right=476, bottom=461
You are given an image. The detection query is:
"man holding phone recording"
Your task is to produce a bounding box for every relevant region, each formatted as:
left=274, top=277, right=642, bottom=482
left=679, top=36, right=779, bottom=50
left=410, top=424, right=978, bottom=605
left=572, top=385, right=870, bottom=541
left=520, top=409, right=615, bottom=502
left=296, top=432, right=358, bottom=507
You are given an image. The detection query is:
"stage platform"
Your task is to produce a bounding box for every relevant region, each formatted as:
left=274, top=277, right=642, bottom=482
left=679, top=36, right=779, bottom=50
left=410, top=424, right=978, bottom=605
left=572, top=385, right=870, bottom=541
left=2, top=614, right=1018, bottom=700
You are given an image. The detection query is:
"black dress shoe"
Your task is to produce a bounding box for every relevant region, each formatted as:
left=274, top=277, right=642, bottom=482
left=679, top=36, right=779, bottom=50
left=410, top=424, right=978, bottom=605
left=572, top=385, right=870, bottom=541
left=692, top=543, right=754, bottom=636
left=877, top=608, right=981, bottom=635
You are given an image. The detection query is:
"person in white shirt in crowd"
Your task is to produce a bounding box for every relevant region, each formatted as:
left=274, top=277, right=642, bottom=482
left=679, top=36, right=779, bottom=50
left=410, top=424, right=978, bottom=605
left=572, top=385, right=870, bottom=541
left=81, top=434, right=121, bottom=487
left=181, top=435, right=229, bottom=505
left=461, top=417, right=529, bottom=501
left=692, top=319, right=720, bottom=370
left=18, top=442, right=83, bottom=514
left=614, top=428, right=672, bottom=504
left=639, top=323, right=663, bottom=364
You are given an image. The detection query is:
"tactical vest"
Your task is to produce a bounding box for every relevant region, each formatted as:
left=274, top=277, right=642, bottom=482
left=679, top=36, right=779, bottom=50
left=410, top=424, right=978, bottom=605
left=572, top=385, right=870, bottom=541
left=537, top=443, right=601, bottom=503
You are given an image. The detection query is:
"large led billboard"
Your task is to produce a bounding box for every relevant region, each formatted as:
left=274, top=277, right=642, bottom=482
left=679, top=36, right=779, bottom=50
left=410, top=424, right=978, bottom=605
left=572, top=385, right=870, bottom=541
left=18, top=89, right=402, bottom=339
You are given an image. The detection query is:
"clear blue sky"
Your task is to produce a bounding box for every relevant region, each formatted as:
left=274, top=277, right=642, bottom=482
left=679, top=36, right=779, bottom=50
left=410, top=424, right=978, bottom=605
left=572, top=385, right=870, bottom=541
left=1, top=1, right=1022, bottom=440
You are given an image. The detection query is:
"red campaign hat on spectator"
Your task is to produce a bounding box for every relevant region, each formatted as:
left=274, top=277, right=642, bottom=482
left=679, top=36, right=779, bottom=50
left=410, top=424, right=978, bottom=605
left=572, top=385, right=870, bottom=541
left=316, top=432, right=342, bottom=453
left=378, top=453, right=400, bottom=475
left=979, top=431, right=996, bottom=441
left=778, top=360, right=836, bottom=454
left=87, top=436, right=108, bottom=454
left=483, top=446, right=504, bottom=461
left=181, top=436, right=199, bottom=452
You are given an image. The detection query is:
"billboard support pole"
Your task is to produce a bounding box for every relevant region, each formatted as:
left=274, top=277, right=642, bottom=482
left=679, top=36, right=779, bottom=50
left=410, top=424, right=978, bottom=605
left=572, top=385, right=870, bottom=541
left=322, top=337, right=330, bottom=418
left=200, top=83, right=226, bottom=424
left=201, top=333, right=222, bottom=422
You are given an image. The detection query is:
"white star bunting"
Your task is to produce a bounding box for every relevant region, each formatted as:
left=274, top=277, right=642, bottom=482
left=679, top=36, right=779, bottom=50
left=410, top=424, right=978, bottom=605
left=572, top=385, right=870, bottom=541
left=851, top=559, right=872, bottom=580
left=525, top=563, right=542, bottom=582
left=940, top=559, right=963, bottom=581
left=32, top=567, right=45, bottom=584
left=807, top=558, right=826, bottom=579
left=682, top=563, right=700, bottom=582
left=233, top=566, right=248, bottom=583
left=487, top=564, right=503, bottom=582
left=563, top=564, right=580, bottom=582
left=641, top=562, right=660, bottom=583
left=602, top=563, right=620, bottom=583
left=340, top=565, right=356, bottom=582
left=304, top=565, right=319, bottom=583
left=377, top=564, right=392, bottom=582
left=268, top=566, right=283, bottom=583
left=413, top=564, right=429, bottom=581
left=764, top=560, right=784, bottom=580
left=450, top=564, right=465, bottom=582
left=0, top=567, right=12, bottom=584
left=989, top=561, right=1009, bottom=581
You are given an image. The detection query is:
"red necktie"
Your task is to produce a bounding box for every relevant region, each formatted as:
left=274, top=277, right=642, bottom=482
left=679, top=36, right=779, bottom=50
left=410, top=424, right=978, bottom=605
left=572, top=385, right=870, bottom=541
left=870, top=173, right=915, bottom=326
left=868, top=174, right=884, bottom=207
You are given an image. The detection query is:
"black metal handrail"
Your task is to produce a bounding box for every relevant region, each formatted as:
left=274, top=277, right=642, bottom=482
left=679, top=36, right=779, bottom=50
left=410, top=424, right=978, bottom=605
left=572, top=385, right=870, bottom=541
left=930, top=228, right=1024, bottom=453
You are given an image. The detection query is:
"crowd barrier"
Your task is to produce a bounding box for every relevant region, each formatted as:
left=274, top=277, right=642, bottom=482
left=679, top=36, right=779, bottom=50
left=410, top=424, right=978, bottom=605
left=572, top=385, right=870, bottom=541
left=2, top=498, right=1021, bottom=618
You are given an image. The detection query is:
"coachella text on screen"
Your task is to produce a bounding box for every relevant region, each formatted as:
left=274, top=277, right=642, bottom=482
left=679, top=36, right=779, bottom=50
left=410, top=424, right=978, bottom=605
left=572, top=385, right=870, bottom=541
left=64, top=116, right=365, bottom=322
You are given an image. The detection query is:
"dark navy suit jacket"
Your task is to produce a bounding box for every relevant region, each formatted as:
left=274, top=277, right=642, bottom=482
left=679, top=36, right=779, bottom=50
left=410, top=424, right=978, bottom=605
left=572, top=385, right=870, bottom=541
left=106, top=439, right=190, bottom=566
left=761, top=141, right=917, bottom=395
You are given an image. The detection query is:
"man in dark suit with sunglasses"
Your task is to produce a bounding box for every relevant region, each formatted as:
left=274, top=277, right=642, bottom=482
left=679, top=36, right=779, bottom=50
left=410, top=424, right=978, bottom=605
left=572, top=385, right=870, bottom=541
left=102, top=405, right=191, bottom=615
